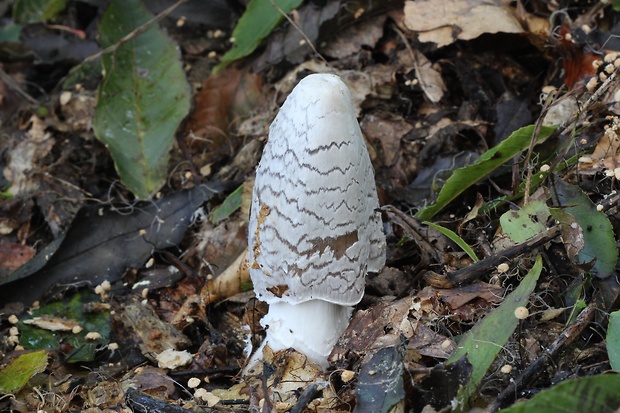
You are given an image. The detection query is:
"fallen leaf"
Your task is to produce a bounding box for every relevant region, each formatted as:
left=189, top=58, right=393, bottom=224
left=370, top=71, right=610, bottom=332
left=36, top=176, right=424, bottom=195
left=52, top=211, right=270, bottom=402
left=578, top=118, right=620, bottom=174
left=0, top=184, right=221, bottom=306
left=156, top=349, right=193, bottom=369
left=206, top=250, right=250, bottom=304
left=354, top=346, right=406, bottom=413
left=403, top=0, right=524, bottom=48
left=0, top=350, right=48, bottom=394
left=412, top=48, right=446, bottom=103
left=0, top=243, right=35, bottom=271
left=186, top=68, right=263, bottom=166
left=360, top=112, right=413, bottom=167
left=23, top=316, right=80, bottom=332
left=322, top=14, right=387, bottom=59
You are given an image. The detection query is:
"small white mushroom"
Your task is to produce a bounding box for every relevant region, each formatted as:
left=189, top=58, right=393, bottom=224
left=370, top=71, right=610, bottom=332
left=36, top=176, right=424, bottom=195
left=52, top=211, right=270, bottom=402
left=248, top=73, right=386, bottom=369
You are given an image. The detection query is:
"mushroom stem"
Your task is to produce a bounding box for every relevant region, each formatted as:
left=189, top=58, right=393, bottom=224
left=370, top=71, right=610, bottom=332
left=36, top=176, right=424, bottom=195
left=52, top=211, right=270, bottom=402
left=260, top=300, right=353, bottom=369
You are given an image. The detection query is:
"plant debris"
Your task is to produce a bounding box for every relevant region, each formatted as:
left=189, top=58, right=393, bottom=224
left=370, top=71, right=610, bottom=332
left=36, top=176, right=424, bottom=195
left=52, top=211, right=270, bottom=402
left=1, top=0, right=620, bottom=412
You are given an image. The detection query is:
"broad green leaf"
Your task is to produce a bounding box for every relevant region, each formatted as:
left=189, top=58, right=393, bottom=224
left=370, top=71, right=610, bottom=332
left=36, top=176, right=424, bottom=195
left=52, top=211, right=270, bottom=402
left=210, top=184, right=243, bottom=223
left=12, top=0, right=66, bottom=23
left=423, top=221, right=479, bottom=262
left=19, top=291, right=110, bottom=363
left=93, top=0, right=191, bottom=199
left=0, top=23, right=22, bottom=42
left=0, top=350, right=48, bottom=394
left=483, top=153, right=577, bottom=214
left=214, top=0, right=304, bottom=72
left=448, top=256, right=542, bottom=410
left=551, top=179, right=618, bottom=277
left=499, top=374, right=620, bottom=413
left=607, top=311, right=620, bottom=370
left=417, top=125, right=556, bottom=220
left=500, top=200, right=550, bottom=243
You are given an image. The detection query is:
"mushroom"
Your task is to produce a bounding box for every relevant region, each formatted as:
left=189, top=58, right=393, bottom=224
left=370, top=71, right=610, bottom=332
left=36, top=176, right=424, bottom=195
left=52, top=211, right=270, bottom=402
left=247, top=73, right=386, bottom=369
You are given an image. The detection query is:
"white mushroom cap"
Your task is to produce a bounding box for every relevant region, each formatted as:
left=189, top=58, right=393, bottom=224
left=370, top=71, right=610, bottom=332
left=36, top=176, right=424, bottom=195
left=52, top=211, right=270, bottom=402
left=248, top=73, right=385, bottom=306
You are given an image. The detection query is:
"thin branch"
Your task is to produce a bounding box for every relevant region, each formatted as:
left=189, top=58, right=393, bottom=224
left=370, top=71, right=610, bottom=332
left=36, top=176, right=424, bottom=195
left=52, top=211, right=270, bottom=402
left=270, top=0, right=329, bottom=67
left=0, top=68, right=38, bottom=104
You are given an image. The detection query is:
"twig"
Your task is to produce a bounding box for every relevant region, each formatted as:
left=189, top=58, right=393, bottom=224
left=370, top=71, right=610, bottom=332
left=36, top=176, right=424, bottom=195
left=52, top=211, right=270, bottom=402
left=0, top=68, right=39, bottom=104
left=270, top=0, right=329, bottom=67
left=523, top=90, right=553, bottom=205
left=290, top=383, right=322, bottom=413
left=436, top=226, right=561, bottom=286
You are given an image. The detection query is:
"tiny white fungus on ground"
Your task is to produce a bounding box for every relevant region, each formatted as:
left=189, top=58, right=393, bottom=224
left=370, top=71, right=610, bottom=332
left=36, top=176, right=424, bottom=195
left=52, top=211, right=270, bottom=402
left=85, top=332, right=102, bottom=340
left=501, top=364, right=513, bottom=374
left=514, top=306, right=529, bottom=320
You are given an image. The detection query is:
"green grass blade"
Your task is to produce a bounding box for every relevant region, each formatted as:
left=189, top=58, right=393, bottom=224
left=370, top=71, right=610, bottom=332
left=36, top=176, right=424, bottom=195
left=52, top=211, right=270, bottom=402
left=423, top=221, right=479, bottom=262
left=214, top=0, right=304, bottom=72
left=417, top=125, right=556, bottom=220
left=448, top=255, right=542, bottom=410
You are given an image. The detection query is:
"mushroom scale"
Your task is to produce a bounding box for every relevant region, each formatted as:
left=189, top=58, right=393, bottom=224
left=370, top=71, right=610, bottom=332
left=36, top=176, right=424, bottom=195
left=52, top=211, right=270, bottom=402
left=247, top=73, right=386, bottom=369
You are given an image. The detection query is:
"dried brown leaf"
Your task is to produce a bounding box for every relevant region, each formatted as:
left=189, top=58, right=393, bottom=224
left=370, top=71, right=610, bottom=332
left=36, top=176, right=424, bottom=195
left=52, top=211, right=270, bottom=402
left=403, top=0, right=523, bottom=48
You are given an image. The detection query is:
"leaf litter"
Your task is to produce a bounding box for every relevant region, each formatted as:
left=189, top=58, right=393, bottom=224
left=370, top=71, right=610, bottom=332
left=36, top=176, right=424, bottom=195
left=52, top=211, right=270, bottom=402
left=1, top=0, right=620, bottom=412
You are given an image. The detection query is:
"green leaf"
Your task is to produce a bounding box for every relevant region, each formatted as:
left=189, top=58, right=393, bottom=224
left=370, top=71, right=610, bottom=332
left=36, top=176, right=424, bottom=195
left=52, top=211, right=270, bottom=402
left=0, top=350, right=48, bottom=394
left=448, top=255, right=542, bottom=410
left=499, top=374, right=620, bottom=413
left=0, top=23, right=22, bottom=42
left=551, top=179, right=618, bottom=277
left=18, top=322, right=59, bottom=350
left=607, top=311, right=620, bottom=371
left=214, top=0, right=304, bottom=73
left=423, top=221, right=479, bottom=262
left=19, top=291, right=110, bottom=363
left=12, top=0, right=66, bottom=23
left=93, top=0, right=191, bottom=199
left=209, top=184, right=243, bottom=223
left=417, top=125, right=556, bottom=220
left=500, top=200, right=550, bottom=243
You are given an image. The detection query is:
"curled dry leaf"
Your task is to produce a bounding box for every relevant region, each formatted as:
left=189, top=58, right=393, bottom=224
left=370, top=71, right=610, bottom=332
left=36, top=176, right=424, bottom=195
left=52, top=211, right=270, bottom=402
left=205, top=250, right=250, bottom=304
left=23, top=316, right=80, bottom=332
left=404, top=0, right=524, bottom=48
left=156, top=349, right=193, bottom=370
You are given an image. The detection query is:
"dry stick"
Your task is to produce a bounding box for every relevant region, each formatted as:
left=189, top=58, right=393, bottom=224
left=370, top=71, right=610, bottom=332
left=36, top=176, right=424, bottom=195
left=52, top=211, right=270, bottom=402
left=383, top=205, right=446, bottom=265
left=485, top=304, right=597, bottom=413
left=269, top=0, right=330, bottom=67
left=394, top=25, right=416, bottom=62
left=57, top=0, right=189, bottom=90
left=0, top=68, right=39, bottom=104
left=440, top=226, right=562, bottom=287
left=523, top=92, right=553, bottom=205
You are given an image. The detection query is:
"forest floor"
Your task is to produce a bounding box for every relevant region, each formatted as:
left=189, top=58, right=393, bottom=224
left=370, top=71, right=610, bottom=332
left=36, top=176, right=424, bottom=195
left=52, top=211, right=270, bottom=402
left=1, top=0, right=620, bottom=412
